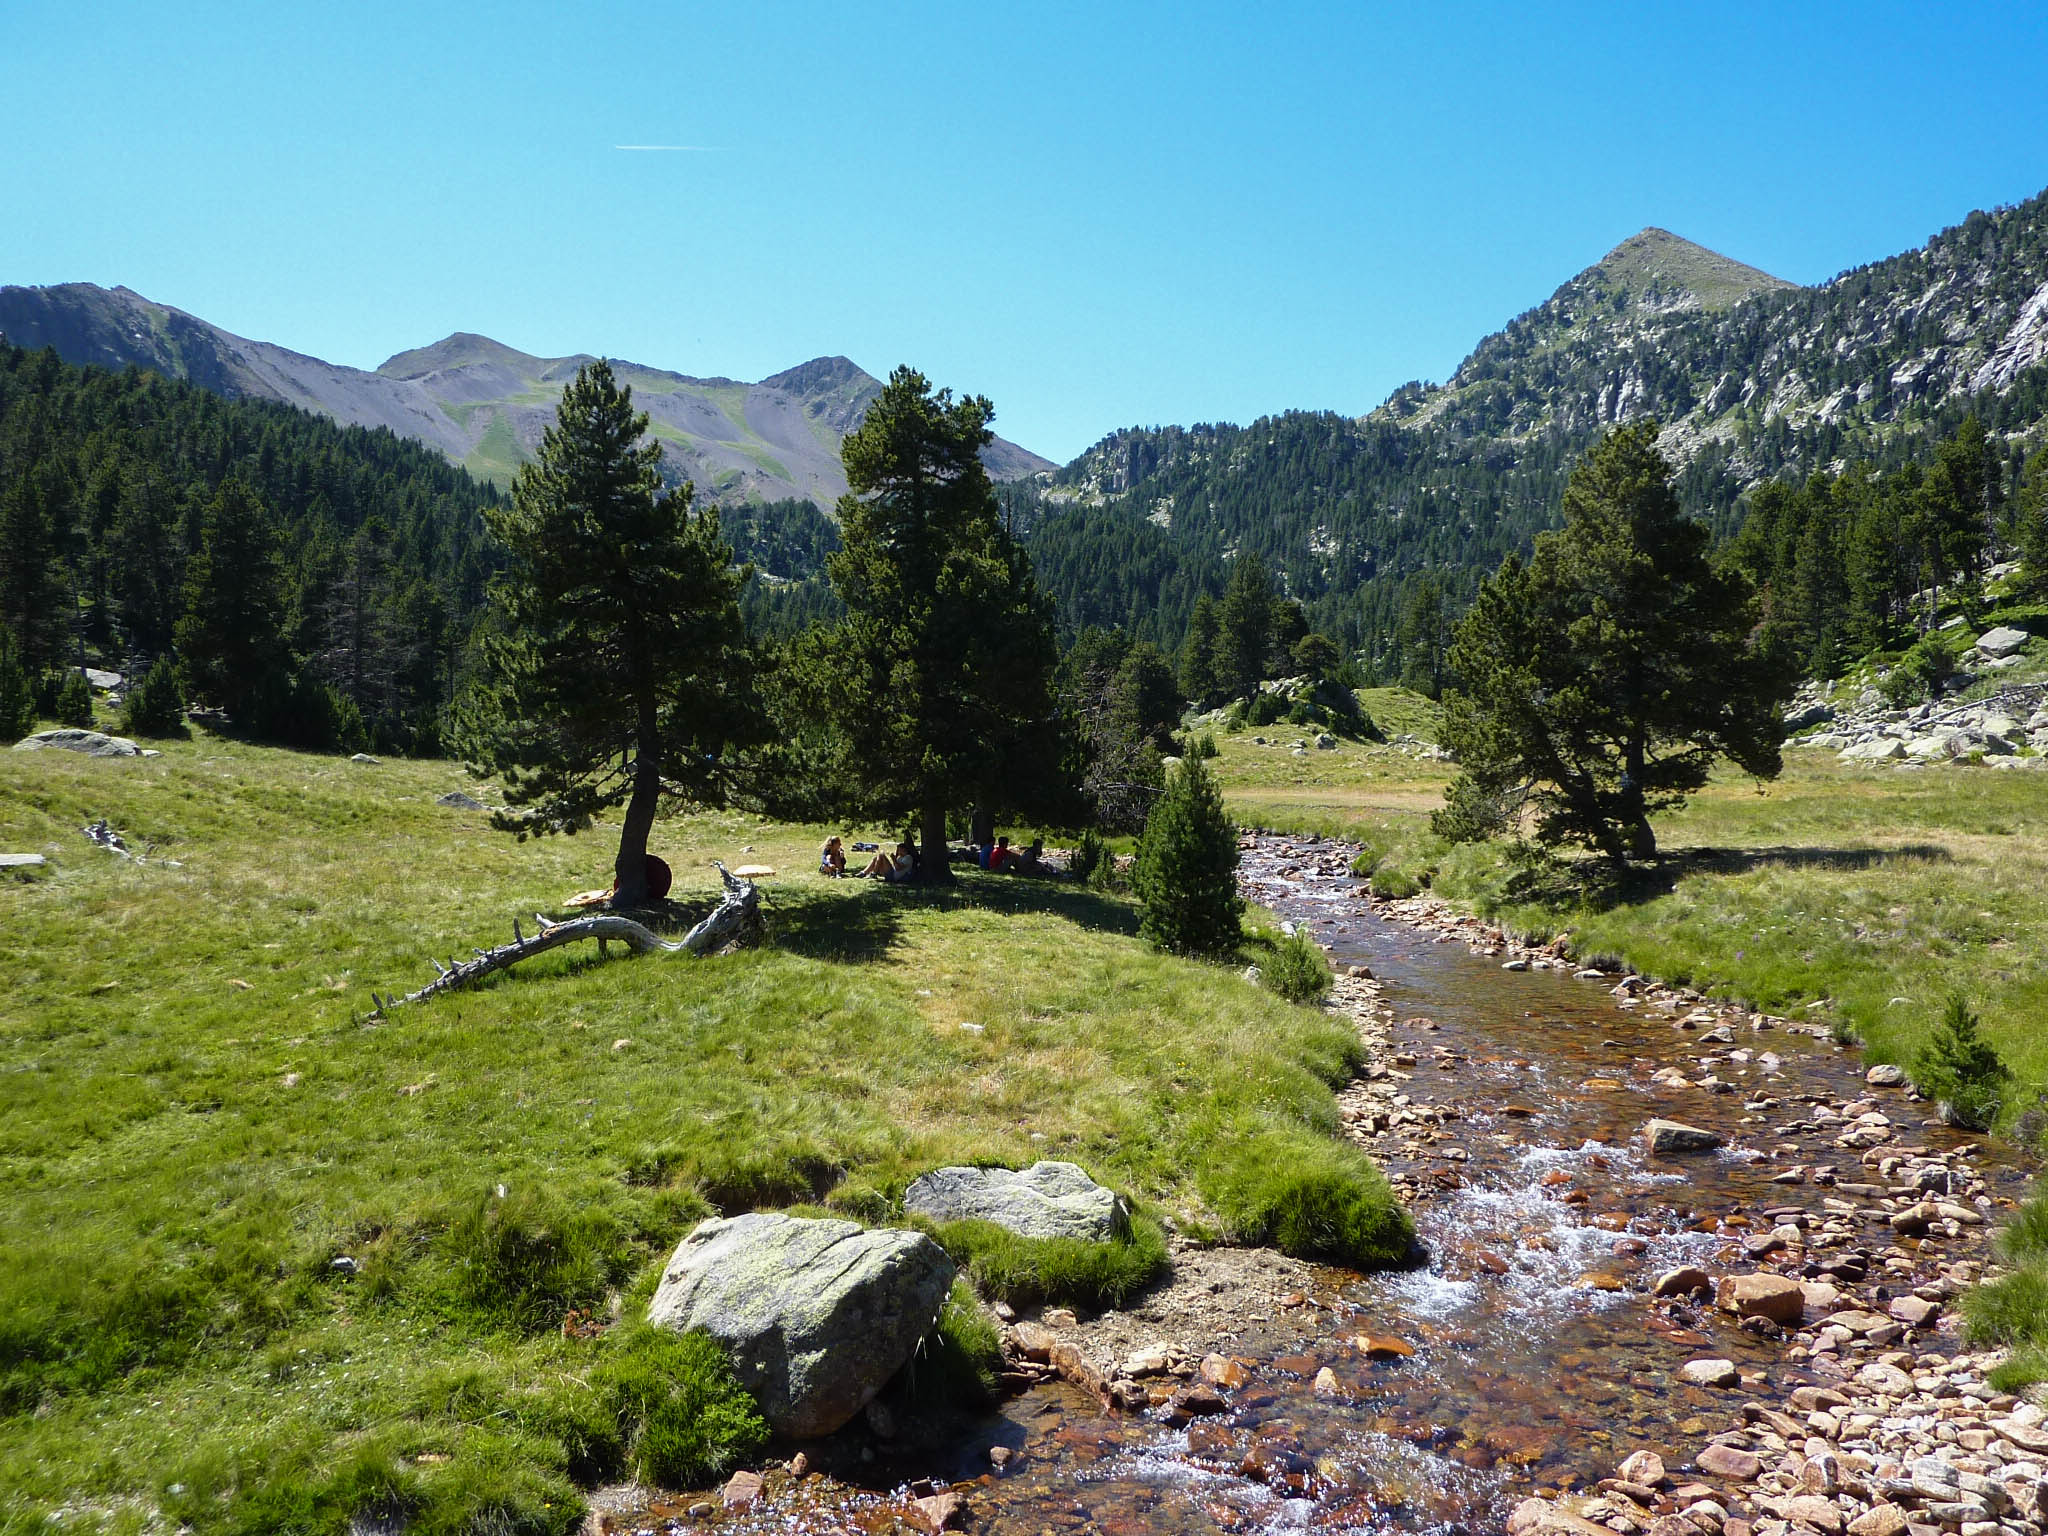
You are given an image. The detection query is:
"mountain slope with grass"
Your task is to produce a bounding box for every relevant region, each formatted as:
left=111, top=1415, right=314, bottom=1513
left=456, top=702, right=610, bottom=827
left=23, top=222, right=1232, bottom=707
left=0, top=283, right=1055, bottom=500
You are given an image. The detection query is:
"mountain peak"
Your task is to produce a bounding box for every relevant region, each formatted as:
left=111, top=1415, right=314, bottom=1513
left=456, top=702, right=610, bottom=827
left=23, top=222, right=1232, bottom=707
left=1580, top=227, right=1797, bottom=313
left=377, top=332, right=546, bottom=379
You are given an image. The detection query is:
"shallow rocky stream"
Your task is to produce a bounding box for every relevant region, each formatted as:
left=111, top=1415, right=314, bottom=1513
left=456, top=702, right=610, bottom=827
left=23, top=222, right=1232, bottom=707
left=610, top=834, right=2036, bottom=1536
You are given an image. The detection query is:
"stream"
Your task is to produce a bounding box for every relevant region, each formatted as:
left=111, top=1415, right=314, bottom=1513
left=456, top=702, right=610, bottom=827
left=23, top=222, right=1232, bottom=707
left=626, top=834, right=2032, bottom=1536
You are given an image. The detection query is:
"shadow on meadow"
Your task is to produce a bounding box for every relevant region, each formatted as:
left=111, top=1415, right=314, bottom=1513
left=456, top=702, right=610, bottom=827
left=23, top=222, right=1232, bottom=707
left=765, top=870, right=1142, bottom=962
left=1496, top=841, right=1954, bottom=913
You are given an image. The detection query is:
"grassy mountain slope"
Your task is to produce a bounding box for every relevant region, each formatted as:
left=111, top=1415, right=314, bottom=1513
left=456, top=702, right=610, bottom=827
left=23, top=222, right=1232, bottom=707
left=0, top=285, right=1054, bottom=502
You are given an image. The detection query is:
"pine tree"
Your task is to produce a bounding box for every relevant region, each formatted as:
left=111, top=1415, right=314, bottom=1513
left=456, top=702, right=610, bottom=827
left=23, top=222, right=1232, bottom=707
left=120, top=654, right=186, bottom=737
left=174, top=478, right=288, bottom=722
left=1179, top=594, right=1220, bottom=705
left=1212, top=554, right=1274, bottom=702
left=1133, top=752, right=1241, bottom=956
left=460, top=361, right=759, bottom=907
left=818, top=367, right=1067, bottom=880
left=1435, top=424, right=1789, bottom=863
left=0, top=626, right=35, bottom=739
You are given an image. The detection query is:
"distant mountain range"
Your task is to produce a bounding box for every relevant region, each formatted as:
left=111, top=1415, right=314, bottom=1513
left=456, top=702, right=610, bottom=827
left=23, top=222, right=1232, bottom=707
left=0, top=284, right=1054, bottom=503
left=1016, top=187, right=2048, bottom=656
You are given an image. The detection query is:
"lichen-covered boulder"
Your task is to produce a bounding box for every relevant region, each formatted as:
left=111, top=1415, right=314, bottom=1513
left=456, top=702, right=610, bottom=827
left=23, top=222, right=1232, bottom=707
left=13, top=729, right=141, bottom=757
left=904, top=1161, right=1130, bottom=1242
left=647, top=1213, right=954, bottom=1438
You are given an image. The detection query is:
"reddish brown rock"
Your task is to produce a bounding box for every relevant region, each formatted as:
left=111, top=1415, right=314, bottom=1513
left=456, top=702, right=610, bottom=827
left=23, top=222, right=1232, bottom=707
left=721, top=1470, right=763, bottom=1509
left=1715, top=1271, right=1804, bottom=1326
left=1697, top=1444, right=1762, bottom=1480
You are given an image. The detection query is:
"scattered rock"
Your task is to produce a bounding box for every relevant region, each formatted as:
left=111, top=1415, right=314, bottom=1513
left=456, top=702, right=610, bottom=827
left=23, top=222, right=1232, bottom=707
left=0, top=853, right=47, bottom=869
left=436, top=790, right=487, bottom=810
left=1653, top=1265, right=1713, bottom=1298
left=13, top=728, right=142, bottom=757
left=1677, top=1357, right=1739, bottom=1388
left=1697, top=1443, right=1762, bottom=1479
left=720, top=1471, right=761, bottom=1510
left=1864, top=1063, right=1907, bottom=1086
left=1715, top=1271, right=1804, bottom=1326
left=1643, top=1118, right=1724, bottom=1154
left=349, top=752, right=380, bottom=765
left=904, top=1161, right=1130, bottom=1242
left=1975, top=625, right=2032, bottom=657
left=647, top=1213, right=955, bottom=1438
left=911, top=1492, right=964, bottom=1532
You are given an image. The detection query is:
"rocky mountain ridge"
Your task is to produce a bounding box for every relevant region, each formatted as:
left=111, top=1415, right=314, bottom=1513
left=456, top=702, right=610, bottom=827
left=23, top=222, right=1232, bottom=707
left=0, top=283, right=1054, bottom=503
left=1020, top=186, right=2048, bottom=657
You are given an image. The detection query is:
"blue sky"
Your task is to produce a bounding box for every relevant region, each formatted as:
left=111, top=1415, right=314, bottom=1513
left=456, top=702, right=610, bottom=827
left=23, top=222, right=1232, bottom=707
left=4, top=1, right=2046, bottom=463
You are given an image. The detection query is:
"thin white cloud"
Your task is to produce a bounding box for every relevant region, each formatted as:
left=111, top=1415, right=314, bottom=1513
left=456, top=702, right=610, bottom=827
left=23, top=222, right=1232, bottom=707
left=613, top=144, right=720, bottom=152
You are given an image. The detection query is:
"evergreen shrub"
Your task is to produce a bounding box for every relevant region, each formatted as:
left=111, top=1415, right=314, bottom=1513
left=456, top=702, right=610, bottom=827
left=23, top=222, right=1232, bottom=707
left=121, top=655, right=187, bottom=736
left=1133, top=753, right=1241, bottom=957
left=55, top=669, right=92, bottom=728
left=1913, top=994, right=2010, bottom=1131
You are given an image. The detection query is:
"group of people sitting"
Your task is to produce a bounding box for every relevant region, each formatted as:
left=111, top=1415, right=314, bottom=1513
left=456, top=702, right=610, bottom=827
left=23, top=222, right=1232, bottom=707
left=817, top=832, right=1054, bottom=880
left=818, top=836, right=920, bottom=882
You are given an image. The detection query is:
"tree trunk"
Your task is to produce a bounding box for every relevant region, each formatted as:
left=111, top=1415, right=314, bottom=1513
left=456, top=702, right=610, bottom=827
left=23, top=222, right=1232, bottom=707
left=613, top=695, right=661, bottom=906
left=919, top=781, right=952, bottom=884
left=1618, top=734, right=1656, bottom=863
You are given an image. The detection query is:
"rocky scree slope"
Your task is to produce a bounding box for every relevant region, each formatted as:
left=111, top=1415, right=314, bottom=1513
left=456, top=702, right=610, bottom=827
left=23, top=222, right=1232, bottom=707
left=0, top=283, right=1053, bottom=502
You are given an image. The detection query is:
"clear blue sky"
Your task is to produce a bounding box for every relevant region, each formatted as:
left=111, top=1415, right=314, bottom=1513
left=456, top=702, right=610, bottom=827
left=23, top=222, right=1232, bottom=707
left=4, top=1, right=2046, bottom=463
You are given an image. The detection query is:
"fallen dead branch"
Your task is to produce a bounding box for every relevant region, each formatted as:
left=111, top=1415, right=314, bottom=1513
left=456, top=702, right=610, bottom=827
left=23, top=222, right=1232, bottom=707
left=366, top=862, right=760, bottom=1016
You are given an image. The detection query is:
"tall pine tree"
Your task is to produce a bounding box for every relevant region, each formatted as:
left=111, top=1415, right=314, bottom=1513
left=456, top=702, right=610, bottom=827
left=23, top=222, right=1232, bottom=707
left=820, top=367, right=1067, bottom=880
left=460, top=361, right=760, bottom=907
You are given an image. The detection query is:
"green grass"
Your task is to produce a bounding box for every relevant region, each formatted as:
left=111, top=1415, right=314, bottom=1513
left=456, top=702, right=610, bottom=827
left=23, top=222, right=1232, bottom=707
left=920, top=1216, right=1170, bottom=1311
left=1208, top=703, right=2048, bottom=1126
left=0, top=729, right=1406, bottom=1532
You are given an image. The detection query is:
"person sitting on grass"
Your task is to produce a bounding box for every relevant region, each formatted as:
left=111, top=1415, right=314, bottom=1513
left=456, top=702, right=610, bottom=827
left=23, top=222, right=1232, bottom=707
left=886, top=840, right=917, bottom=882
left=819, top=836, right=846, bottom=876
left=857, top=845, right=896, bottom=878
left=988, top=835, right=1013, bottom=871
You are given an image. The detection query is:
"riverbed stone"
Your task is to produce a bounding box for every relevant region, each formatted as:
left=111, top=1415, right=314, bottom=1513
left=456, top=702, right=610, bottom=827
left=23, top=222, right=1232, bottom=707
left=1679, top=1357, right=1740, bottom=1388
left=1654, top=1265, right=1714, bottom=1298
left=1717, top=1272, right=1805, bottom=1326
left=904, top=1160, right=1129, bottom=1241
left=1865, top=1064, right=1907, bottom=1087
left=13, top=728, right=142, bottom=757
left=1697, top=1443, right=1762, bottom=1478
left=1645, top=1118, right=1725, bottom=1154
left=647, top=1212, right=954, bottom=1438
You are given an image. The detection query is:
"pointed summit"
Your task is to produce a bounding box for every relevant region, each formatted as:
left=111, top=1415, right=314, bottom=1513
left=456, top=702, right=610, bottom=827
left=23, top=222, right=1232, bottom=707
left=1577, top=228, right=1795, bottom=314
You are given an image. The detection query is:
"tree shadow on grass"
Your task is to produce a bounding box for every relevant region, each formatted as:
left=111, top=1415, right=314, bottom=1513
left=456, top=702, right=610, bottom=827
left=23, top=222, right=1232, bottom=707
left=1499, top=842, right=1954, bottom=914
left=769, top=870, right=1141, bottom=964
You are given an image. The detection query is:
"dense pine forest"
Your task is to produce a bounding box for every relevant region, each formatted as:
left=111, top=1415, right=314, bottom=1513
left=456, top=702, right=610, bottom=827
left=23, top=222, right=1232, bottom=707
left=0, top=342, right=501, bottom=750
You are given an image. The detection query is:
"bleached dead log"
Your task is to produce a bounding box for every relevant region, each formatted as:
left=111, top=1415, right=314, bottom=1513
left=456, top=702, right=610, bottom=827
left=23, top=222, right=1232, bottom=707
left=371, top=862, right=759, bottom=1015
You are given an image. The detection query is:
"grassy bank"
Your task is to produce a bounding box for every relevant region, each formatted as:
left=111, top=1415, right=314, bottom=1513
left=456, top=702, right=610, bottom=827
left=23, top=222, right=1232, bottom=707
left=1211, top=692, right=2048, bottom=1126
left=0, top=731, right=1403, bottom=1534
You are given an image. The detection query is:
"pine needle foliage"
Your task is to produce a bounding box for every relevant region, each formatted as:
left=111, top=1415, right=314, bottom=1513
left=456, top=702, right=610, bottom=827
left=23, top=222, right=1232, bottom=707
left=1133, top=753, right=1241, bottom=956
left=458, top=361, right=759, bottom=904
left=1914, top=993, right=2010, bottom=1131
left=1435, top=423, right=1790, bottom=863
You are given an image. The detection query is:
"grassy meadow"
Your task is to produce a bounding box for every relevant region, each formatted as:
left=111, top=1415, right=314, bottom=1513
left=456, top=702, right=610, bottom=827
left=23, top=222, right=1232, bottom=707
left=1212, top=695, right=2048, bottom=1109
left=0, top=726, right=1402, bottom=1534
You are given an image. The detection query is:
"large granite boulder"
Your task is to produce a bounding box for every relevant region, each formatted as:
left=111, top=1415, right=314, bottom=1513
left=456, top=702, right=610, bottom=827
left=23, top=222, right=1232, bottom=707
left=13, top=729, right=142, bottom=758
left=1975, top=626, right=2031, bottom=658
left=904, top=1161, right=1130, bottom=1242
left=647, top=1213, right=954, bottom=1438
